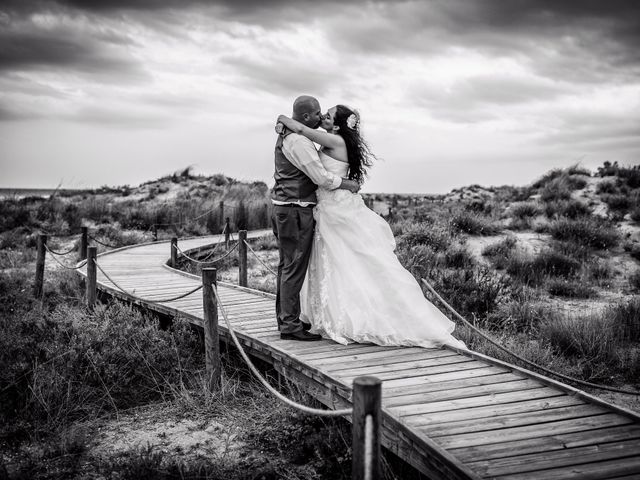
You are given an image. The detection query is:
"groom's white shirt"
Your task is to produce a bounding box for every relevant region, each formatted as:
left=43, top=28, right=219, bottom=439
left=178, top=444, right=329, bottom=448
left=273, top=133, right=342, bottom=207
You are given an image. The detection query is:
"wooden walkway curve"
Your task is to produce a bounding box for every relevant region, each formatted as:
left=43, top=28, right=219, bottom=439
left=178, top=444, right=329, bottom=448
left=80, top=232, right=640, bottom=480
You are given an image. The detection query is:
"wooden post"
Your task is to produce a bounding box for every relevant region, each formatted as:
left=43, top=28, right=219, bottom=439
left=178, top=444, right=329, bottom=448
left=202, top=268, right=220, bottom=392
left=263, top=204, right=270, bottom=228
left=225, top=217, right=231, bottom=249
left=238, top=230, right=247, bottom=287
left=86, top=246, right=97, bottom=309
left=153, top=225, right=158, bottom=242
left=34, top=233, right=47, bottom=298
left=352, top=376, right=381, bottom=480
left=219, top=201, right=225, bottom=232
left=170, top=237, right=178, bottom=268
left=80, top=226, right=88, bottom=260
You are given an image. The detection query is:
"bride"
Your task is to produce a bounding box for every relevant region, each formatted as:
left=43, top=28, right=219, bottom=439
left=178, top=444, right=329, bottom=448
left=276, top=105, right=466, bottom=350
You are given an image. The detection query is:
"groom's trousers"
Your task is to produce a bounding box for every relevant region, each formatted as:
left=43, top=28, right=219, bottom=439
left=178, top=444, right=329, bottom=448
left=271, top=204, right=315, bottom=334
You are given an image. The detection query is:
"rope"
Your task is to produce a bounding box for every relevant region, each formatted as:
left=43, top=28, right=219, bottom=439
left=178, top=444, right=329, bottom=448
left=44, top=244, right=88, bottom=270
left=45, top=244, right=77, bottom=256
left=175, top=242, right=238, bottom=265
left=88, top=235, right=120, bottom=249
left=420, top=279, right=640, bottom=396
left=93, top=260, right=203, bottom=303
left=243, top=240, right=277, bottom=276
left=364, top=414, right=374, bottom=480
left=193, top=224, right=228, bottom=261
left=211, top=285, right=353, bottom=417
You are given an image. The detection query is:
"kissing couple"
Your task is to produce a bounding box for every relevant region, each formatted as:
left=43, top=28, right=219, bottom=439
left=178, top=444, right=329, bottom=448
left=271, top=95, right=465, bottom=350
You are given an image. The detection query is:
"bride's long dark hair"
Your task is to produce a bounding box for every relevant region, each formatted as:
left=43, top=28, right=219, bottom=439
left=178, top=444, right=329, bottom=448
left=333, top=105, right=375, bottom=184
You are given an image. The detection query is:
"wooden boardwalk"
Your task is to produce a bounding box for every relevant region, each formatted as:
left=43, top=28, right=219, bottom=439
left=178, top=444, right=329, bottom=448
left=80, top=232, right=640, bottom=480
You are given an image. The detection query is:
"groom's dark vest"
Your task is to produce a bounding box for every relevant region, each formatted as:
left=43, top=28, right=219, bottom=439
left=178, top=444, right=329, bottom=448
left=271, top=134, right=318, bottom=204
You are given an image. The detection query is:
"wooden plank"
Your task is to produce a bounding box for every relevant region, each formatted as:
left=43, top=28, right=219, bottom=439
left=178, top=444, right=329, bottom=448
left=425, top=404, right=607, bottom=437
left=383, top=378, right=543, bottom=408
left=394, top=387, right=565, bottom=417
left=450, top=424, right=640, bottom=462
left=329, top=355, right=475, bottom=377
left=383, top=372, right=527, bottom=399
left=493, top=455, right=640, bottom=480
left=433, top=414, right=633, bottom=450
left=305, top=347, right=454, bottom=367
left=292, top=344, right=391, bottom=359
left=382, top=366, right=509, bottom=389
left=403, top=396, right=584, bottom=427
left=467, top=438, right=640, bottom=477
left=337, top=360, right=501, bottom=383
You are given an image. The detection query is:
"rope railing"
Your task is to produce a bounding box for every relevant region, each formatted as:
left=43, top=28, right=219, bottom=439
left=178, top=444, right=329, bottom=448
left=45, top=244, right=77, bottom=256
left=44, top=244, right=87, bottom=270
left=88, top=235, right=120, bottom=249
left=211, top=285, right=353, bottom=417
left=93, top=259, right=203, bottom=303
left=420, top=278, right=640, bottom=396
left=243, top=239, right=277, bottom=276
left=175, top=242, right=238, bottom=265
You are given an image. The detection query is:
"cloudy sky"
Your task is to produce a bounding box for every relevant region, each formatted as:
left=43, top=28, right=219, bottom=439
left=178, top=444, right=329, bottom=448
left=1, top=0, right=639, bottom=193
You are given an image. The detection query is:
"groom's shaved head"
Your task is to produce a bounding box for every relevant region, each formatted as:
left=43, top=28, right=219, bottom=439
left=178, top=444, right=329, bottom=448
left=293, top=95, right=320, bottom=118
left=292, top=95, right=322, bottom=128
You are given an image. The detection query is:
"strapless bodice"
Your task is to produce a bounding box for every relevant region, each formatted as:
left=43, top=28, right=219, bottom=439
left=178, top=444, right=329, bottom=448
left=319, top=151, right=349, bottom=178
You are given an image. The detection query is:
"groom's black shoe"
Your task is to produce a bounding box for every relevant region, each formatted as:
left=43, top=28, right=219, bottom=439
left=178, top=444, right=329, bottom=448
left=280, top=330, right=322, bottom=341
left=302, top=322, right=312, bottom=331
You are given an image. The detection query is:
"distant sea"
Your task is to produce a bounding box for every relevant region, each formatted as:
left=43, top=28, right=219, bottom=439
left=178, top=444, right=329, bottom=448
left=0, top=188, right=84, bottom=199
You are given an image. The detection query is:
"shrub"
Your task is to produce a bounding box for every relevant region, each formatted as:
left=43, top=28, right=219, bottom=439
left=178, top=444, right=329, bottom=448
left=449, top=210, right=500, bottom=236
left=531, top=168, right=564, bottom=189
left=482, top=235, right=517, bottom=258
left=602, top=194, right=631, bottom=214
left=629, top=270, right=640, bottom=292
left=540, top=314, right=618, bottom=366
left=547, top=278, right=596, bottom=298
left=610, top=297, right=640, bottom=343
left=443, top=245, right=475, bottom=269
left=543, top=199, right=591, bottom=219
left=505, top=249, right=581, bottom=286
left=540, top=176, right=573, bottom=201
left=396, top=222, right=453, bottom=251
left=631, top=207, right=640, bottom=223
left=511, top=202, right=540, bottom=219
left=428, top=266, right=510, bottom=319
left=596, top=180, right=619, bottom=195
left=0, top=300, right=201, bottom=435
left=485, top=299, right=550, bottom=333
left=548, top=217, right=620, bottom=250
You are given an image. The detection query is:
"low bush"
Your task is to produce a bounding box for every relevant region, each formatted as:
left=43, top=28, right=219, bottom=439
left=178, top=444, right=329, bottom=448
left=548, top=217, right=620, bottom=250
left=449, top=210, right=500, bottom=236
left=547, top=278, right=596, bottom=298
left=0, top=299, right=201, bottom=436
left=510, top=202, right=540, bottom=219
left=484, top=299, right=549, bottom=333
left=505, top=249, right=581, bottom=286
left=427, top=266, right=511, bottom=319
left=596, top=180, right=619, bottom=195
left=602, top=194, right=631, bottom=214
left=543, top=199, right=591, bottom=219
left=395, top=222, right=453, bottom=251
left=630, top=270, right=640, bottom=292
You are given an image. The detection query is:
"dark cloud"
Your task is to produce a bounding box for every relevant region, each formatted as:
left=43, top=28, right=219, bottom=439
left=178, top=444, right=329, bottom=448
left=0, top=6, right=148, bottom=82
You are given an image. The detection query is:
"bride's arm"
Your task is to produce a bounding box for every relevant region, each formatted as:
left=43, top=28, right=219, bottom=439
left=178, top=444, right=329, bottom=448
left=277, top=115, right=343, bottom=149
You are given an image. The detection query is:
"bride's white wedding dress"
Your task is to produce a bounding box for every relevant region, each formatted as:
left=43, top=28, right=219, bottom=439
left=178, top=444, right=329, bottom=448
left=300, top=152, right=466, bottom=350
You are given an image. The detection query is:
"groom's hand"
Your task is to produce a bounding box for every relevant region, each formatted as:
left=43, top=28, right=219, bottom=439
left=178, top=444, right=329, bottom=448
left=340, top=178, right=361, bottom=193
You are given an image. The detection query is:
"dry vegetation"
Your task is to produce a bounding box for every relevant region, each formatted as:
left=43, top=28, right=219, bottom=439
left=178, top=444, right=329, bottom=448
left=1, top=162, right=639, bottom=478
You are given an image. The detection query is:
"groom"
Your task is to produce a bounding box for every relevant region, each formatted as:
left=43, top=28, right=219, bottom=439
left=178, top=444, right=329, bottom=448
left=271, top=95, right=360, bottom=341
